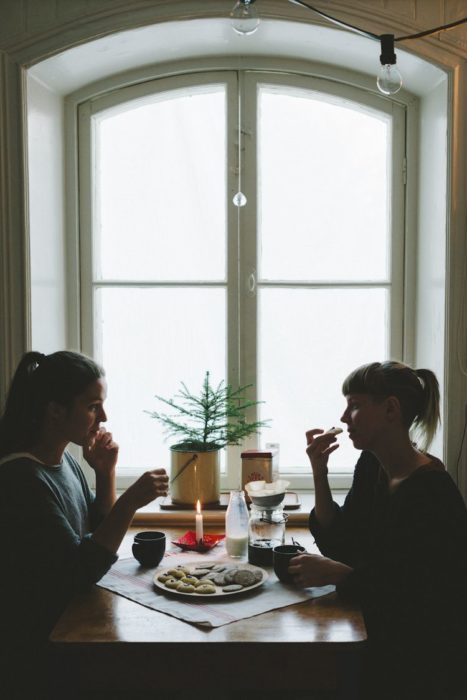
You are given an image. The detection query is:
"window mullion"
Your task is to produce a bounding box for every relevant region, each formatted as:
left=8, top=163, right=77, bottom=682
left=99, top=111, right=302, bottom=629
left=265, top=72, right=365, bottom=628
left=224, top=74, right=241, bottom=489
left=389, top=101, right=406, bottom=361
left=239, top=72, right=259, bottom=444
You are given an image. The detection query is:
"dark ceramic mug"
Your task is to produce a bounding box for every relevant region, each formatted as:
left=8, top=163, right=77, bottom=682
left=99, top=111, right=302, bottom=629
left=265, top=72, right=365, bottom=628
left=273, top=544, right=306, bottom=584
left=132, top=531, right=166, bottom=567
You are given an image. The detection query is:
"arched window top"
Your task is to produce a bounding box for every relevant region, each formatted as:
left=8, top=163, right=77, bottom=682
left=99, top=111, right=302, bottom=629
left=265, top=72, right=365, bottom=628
left=29, top=18, right=444, bottom=99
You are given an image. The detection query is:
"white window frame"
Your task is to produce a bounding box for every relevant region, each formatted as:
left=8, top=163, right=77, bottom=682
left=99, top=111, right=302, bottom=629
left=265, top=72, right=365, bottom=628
left=76, top=66, right=406, bottom=492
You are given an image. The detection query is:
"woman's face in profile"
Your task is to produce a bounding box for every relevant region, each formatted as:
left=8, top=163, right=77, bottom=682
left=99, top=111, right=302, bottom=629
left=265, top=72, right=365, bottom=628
left=341, top=393, right=389, bottom=451
left=56, top=378, right=108, bottom=447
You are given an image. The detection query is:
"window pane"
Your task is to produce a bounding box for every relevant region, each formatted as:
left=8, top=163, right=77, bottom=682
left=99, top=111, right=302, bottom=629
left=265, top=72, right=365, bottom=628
left=258, top=287, right=389, bottom=472
left=94, top=86, right=226, bottom=281
left=94, top=287, right=226, bottom=473
left=259, top=86, right=390, bottom=282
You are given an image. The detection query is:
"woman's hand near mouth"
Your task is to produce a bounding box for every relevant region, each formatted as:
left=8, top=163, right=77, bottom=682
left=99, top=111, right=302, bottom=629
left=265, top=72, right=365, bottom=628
left=305, top=428, right=340, bottom=477
left=84, top=428, right=119, bottom=475
left=305, top=428, right=341, bottom=530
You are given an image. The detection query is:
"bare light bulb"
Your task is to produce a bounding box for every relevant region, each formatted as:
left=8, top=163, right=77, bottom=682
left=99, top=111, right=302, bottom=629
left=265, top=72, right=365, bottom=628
left=377, top=64, right=403, bottom=95
left=377, top=34, right=402, bottom=96
left=231, top=0, right=259, bottom=36
left=233, top=191, right=247, bottom=207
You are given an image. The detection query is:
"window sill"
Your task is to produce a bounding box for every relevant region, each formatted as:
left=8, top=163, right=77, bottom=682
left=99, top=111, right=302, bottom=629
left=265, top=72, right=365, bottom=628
left=130, top=491, right=347, bottom=527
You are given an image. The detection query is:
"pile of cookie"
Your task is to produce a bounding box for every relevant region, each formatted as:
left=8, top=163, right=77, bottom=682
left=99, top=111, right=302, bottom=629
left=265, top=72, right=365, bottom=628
left=157, top=562, right=263, bottom=595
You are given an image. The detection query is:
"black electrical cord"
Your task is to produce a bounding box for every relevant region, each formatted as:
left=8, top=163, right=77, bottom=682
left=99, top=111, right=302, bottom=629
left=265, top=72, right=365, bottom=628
left=288, top=0, right=379, bottom=41
left=287, top=0, right=467, bottom=43
left=396, top=17, right=467, bottom=42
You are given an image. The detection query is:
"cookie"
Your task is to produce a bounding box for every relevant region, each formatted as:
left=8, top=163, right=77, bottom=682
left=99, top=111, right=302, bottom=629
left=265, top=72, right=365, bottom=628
left=233, top=569, right=257, bottom=587
left=164, top=578, right=180, bottom=589
left=224, top=569, right=237, bottom=584
left=252, top=569, right=263, bottom=582
left=196, top=584, right=216, bottom=594
left=167, top=568, right=187, bottom=579
left=176, top=582, right=196, bottom=593
left=202, top=572, right=219, bottom=582
left=325, top=426, right=343, bottom=436
left=222, top=584, right=243, bottom=592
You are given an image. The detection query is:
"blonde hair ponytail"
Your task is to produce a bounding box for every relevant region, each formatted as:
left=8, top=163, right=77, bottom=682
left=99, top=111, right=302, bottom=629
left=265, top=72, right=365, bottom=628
left=342, top=361, right=440, bottom=451
left=413, top=368, right=440, bottom=451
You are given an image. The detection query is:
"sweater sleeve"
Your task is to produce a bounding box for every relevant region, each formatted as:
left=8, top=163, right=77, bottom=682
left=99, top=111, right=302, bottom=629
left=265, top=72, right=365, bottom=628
left=64, top=451, right=109, bottom=531
left=309, top=451, right=381, bottom=566
left=1, top=463, right=117, bottom=587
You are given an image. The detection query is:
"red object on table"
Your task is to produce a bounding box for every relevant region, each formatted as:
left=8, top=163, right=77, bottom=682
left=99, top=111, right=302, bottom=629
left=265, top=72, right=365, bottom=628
left=172, top=531, right=225, bottom=552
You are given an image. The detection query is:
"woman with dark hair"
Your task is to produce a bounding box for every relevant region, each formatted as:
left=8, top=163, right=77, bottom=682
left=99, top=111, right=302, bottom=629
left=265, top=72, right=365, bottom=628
left=289, top=361, right=467, bottom=700
left=0, top=351, right=169, bottom=697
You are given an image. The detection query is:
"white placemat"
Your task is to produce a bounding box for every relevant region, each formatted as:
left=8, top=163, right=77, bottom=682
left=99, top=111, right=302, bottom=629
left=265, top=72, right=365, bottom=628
left=97, top=552, right=335, bottom=628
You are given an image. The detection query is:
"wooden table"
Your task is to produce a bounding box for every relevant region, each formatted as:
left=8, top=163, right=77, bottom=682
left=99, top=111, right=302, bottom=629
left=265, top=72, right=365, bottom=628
left=49, top=526, right=367, bottom=698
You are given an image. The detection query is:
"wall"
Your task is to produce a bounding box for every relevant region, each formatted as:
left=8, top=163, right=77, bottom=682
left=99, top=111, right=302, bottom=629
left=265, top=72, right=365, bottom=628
left=0, top=2, right=466, bottom=58
left=415, top=78, right=448, bottom=458
left=27, top=73, right=67, bottom=351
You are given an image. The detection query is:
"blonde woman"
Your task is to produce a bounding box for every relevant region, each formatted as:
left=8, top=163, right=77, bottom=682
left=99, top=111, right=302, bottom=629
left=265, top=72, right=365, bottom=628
left=290, top=361, right=467, bottom=700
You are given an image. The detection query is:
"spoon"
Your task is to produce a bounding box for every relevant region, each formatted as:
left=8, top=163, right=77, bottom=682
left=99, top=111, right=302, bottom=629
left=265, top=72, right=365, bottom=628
left=169, top=454, right=198, bottom=485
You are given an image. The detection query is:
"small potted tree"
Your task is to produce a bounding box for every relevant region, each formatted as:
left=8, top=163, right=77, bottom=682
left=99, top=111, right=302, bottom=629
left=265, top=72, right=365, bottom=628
left=146, top=372, right=269, bottom=505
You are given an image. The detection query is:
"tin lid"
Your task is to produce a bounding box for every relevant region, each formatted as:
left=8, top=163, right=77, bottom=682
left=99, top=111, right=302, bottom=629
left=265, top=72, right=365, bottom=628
left=241, top=449, right=273, bottom=459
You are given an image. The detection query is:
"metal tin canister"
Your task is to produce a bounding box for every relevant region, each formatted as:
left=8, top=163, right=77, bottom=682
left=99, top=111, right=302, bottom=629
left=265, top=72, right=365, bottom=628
left=241, top=449, right=273, bottom=492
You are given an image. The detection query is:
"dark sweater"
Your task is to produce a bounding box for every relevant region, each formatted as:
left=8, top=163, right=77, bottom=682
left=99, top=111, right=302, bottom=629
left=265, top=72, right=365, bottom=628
left=0, top=452, right=117, bottom=644
left=309, top=451, right=467, bottom=699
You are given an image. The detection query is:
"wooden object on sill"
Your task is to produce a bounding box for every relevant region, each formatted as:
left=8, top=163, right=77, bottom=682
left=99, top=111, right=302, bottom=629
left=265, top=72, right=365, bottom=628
left=160, top=490, right=301, bottom=510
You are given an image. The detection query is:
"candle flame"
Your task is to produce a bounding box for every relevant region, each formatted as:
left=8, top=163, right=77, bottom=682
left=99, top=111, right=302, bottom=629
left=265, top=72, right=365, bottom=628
left=196, top=499, right=201, bottom=514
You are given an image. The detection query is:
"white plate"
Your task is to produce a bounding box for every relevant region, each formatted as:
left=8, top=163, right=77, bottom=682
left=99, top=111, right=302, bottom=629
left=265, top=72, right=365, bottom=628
left=153, top=560, right=268, bottom=598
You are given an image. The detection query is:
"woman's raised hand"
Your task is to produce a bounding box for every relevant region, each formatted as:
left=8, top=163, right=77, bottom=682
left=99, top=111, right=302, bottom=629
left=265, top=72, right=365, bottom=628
left=305, top=428, right=340, bottom=476
left=84, top=428, right=119, bottom=474
left=123, top=468, right=169, bottom=510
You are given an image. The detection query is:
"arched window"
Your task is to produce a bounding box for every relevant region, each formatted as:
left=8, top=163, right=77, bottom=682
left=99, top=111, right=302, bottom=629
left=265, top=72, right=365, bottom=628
left=78, top=68, right=405, bottom=488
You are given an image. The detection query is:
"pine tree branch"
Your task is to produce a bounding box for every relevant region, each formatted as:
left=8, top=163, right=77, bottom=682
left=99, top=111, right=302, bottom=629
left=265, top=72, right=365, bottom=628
left=146, top=372, right=270, bottom=449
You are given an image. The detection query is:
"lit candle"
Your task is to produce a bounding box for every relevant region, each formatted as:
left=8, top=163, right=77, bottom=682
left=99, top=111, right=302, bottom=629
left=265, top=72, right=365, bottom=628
left=195, top=499, right=204, bottom=544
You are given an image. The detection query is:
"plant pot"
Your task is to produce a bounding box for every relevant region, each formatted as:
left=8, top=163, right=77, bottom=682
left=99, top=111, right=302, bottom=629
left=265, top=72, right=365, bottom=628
left=170, top=447, right=220, bottom=505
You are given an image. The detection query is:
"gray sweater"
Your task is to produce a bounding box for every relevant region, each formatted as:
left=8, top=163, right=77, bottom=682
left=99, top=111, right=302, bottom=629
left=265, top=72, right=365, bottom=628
left=0, top=452, right=117, bottom=643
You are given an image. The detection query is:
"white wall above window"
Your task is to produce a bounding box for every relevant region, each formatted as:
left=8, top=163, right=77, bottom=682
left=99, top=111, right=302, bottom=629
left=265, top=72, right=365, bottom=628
left=28, top=18, right=445, bottom=98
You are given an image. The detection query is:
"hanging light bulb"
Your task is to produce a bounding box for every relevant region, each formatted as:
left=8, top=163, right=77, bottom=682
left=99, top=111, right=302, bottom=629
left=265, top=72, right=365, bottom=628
left=231, top=0, right=259, bottom=36
left=377, top=34, right=402, bottom=95
left=377, top=64, right=403, bottom=95
left=233, top=191, right=247, bottom=207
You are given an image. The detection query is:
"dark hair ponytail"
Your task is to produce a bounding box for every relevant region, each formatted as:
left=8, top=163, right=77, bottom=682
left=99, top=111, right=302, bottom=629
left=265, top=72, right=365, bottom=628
left=0, top=350, right=104, bottom=458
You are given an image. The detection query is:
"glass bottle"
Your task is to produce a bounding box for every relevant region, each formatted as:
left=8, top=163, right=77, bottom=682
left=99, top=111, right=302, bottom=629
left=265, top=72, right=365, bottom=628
left=225, top=489, right=249, bottom=558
